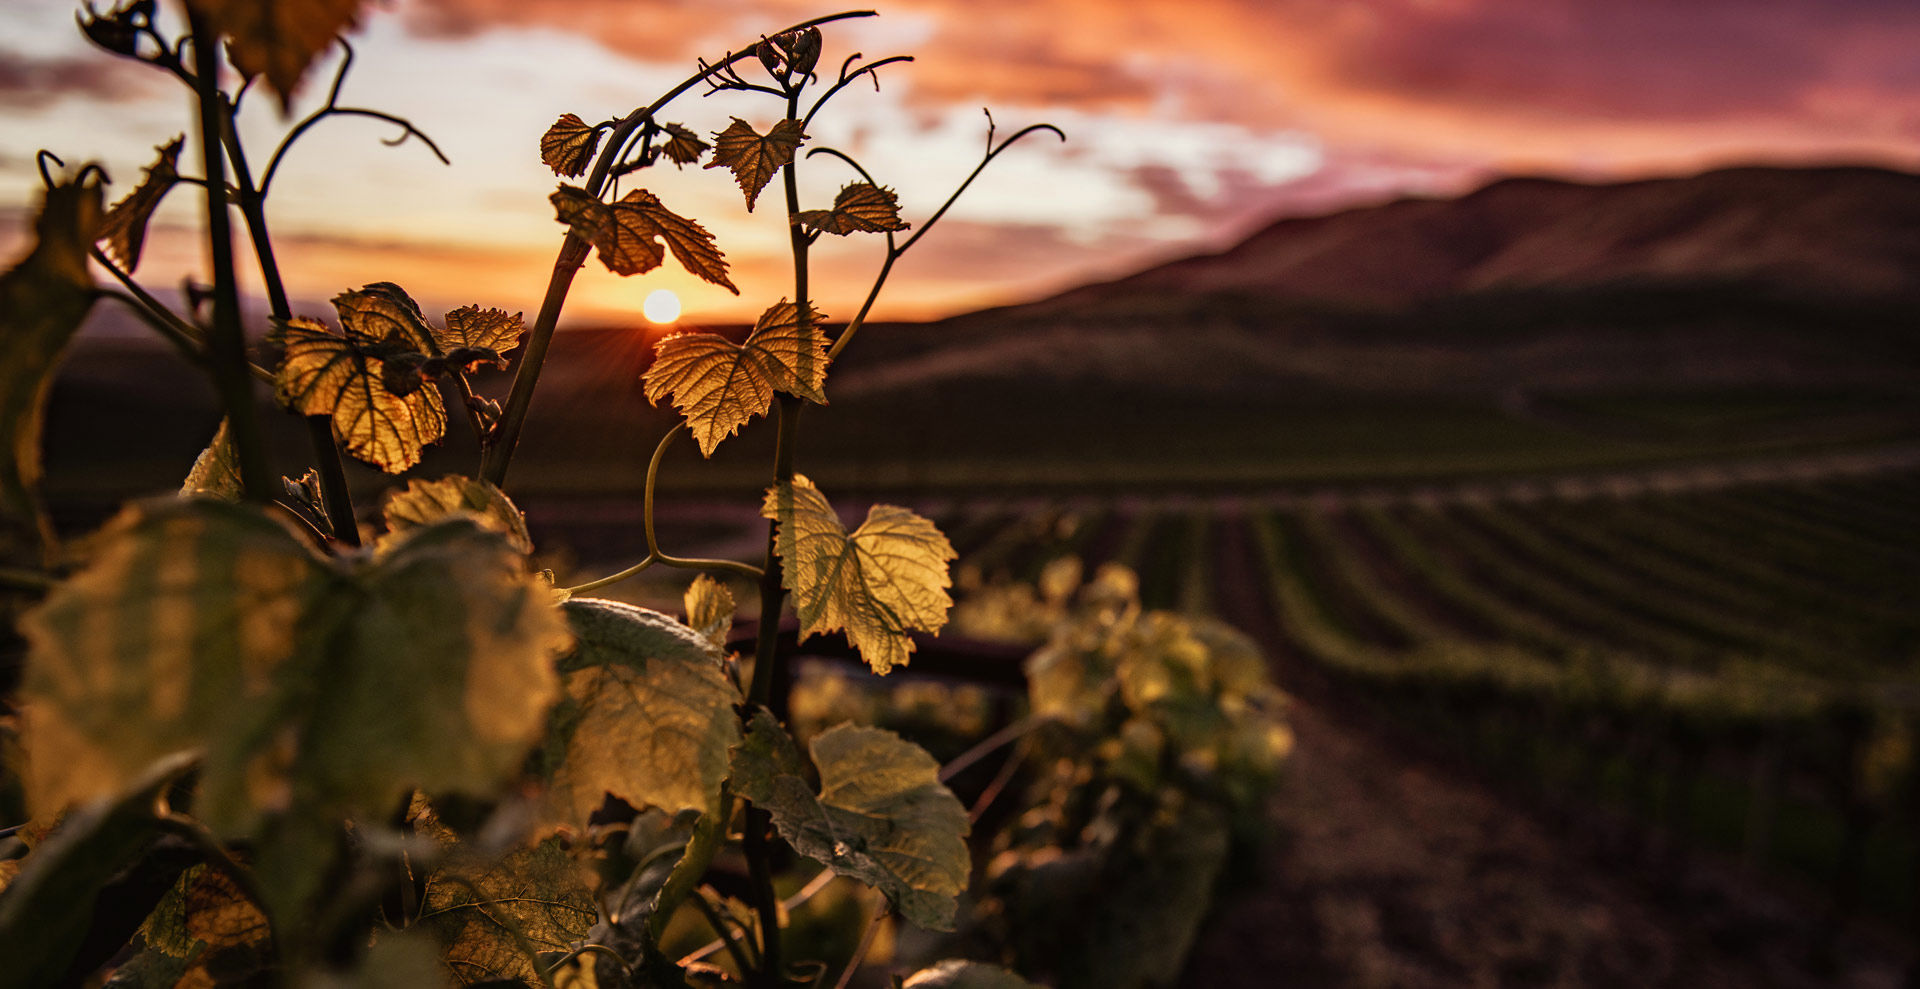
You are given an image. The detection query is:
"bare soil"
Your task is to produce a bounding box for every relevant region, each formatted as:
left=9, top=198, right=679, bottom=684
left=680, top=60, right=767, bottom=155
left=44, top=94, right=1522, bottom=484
left=1182, top=504, right=1911, bottom=988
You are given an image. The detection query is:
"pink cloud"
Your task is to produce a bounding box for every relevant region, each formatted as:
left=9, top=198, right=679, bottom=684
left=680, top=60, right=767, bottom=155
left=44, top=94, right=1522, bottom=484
left=0, top=51, right=154, bottom=108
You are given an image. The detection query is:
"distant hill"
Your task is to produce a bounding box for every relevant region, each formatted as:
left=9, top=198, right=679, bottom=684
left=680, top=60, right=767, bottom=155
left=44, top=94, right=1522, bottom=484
left=41, top=165, right=1920, bottom=504
left=837, top=166, right=1920, bottom=398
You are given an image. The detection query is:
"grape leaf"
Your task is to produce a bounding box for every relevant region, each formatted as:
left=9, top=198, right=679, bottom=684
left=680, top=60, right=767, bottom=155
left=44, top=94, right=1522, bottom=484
left=705, top=117, right=805, bottom=212
left=642, top=299, right=828, bottom=457
left=299, top=520, right=570, bottom=820
left=18, top=499, right=569, bottom=841
left=302, top=933, right=454, bottom=989
left=797, top=183, right=910, bottom=237
left=272, top=316, right=448, bottom=473
left=659, top=123, right=708, bottom=167
left=903, top=961, right=1041, bottom=989
left=181, top=419, right=243, bottom=500
left=186, top=0, right=363, bottom=113
left=16, top=500, right=319, bottom=826
left=730, top=711, right=969, bottom=930
left=182, top=867, right=272, bottom=974
left=96, top=136, right=182, bottom=272
left=540, top=113, right=602, bottom=178
left=538, top=599, right=742, bottom=829
left=417, top=837, right=596, bottom=986
left=0, top=177, right=102, bottom=547
left=381, top=475, right=531, bottom=554
left=683, top=574, right=734, bottom=653
left=761, top=475, right=955, bottom=675
left=139, top=862, right=271, bottom=974
left=550, top=185, right=736, bottom=292
left=333, top=281, right=436, bottom=352
left=433, top=305, right=524, bottom=370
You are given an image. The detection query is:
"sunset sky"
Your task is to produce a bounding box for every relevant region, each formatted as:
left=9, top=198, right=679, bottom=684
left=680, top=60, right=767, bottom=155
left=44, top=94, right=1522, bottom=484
left=4, top=0, right=1919, bottom=325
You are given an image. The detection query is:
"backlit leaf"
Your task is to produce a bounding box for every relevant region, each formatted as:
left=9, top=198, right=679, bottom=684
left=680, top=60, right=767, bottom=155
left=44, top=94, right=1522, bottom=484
left=18, top=501, right=322, bottom=826
left=705, top=117, right=805, bottom=212
left=903, top=961, right=1041, bottom=989
left=433, top=306, right=524, bottom=370
left=539, top=599, right=741, bottom=829
left=540, top=113, right=602, bottom=178
left=730, top=711, right=969, bottom=930
left=683, top=574, right=734, bottom=653
left=96, top=136, right=182, bottom=271
left=659, top=123, right=708, bottom=167
left=797, top=183, right=910, bottom=236
left=177, top=865, right=274, bottom=987
left=273, top=316, right=448, bottom=473
left=300, top=520, right=570, bottom=818
left=550, top=186, right=736, bottom=292
left=186, top=0, right=363, bottom=113
left=181, top=419, right=243, bottom=501
left=0, top=177, right=102, bottom=548
left=761, top=476, right=955, bottom=675
left=139, top=862, right=271, bottom=970
left=19, top=499, right=568, bottom=842
left=333, top=281, right=435, bottom=352
left=381, top=475, right=531, bottom=554
left=418, top=837, right=596, bottom=986
left=643, top=299, right=828, bottom=457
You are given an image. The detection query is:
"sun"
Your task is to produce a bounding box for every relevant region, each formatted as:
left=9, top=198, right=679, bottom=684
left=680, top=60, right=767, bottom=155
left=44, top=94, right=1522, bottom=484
left=642, top=288, right=681, bottom=324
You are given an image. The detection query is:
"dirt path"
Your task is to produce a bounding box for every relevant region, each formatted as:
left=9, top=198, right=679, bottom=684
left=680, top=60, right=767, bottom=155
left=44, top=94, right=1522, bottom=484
left=1180, top=505, right=1909, bottom=988
left=1183, top=697, right=1913, bottom=988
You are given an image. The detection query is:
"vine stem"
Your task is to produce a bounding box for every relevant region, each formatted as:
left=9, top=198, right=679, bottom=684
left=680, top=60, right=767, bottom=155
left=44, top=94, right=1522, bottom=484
left=815, top=119, right=1064, bottom=363
left=692, top=887, right=760, bottom=977
left=479, top=10, right=878, bottom=488
left=556, top=424, right=763, bottom=596
left=735, top=77, right=818, bottom=989
left=185, top=7, right=272, bottom=501
left=216, top=95, right=360, bottom=544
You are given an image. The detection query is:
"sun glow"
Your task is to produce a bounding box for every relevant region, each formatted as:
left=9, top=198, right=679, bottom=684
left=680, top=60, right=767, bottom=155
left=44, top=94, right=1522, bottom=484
left=643, top=289, right=682, bottom=324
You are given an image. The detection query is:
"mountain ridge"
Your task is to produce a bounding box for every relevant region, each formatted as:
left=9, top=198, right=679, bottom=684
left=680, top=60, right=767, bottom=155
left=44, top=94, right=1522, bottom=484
left=831, top=164, right=1920, bottom=399
left=982, top=164, right=1920, bottom=320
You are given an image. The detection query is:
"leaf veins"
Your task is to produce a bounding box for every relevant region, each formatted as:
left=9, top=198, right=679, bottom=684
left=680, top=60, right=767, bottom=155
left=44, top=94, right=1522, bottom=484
left=730, top=711, right=970, bottom=930
left=797, top=183, right=911, bottom=236
left=539, top=599, right=742, bottom=829
left=272, top=316, right=448, bottom=474
left=642, top=299, right=828, bottom=457
left=705, top=117, right=805, bottom=212
left=416, top=831, right=597, bottom=986
left=659, top=122, right=709, bottom=167
left=332, top=281, right=436, bottom=352
left=761, top=475, right=955, bottom=675
left=433, top=306, right=525, bottom=370
left=381, top=475, right=531, bottom=554
left=96, top=136, right=182, bottom=272
left=540, top=113, right=602, bottom=178
left=551, top=185, right=736, bottom=292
